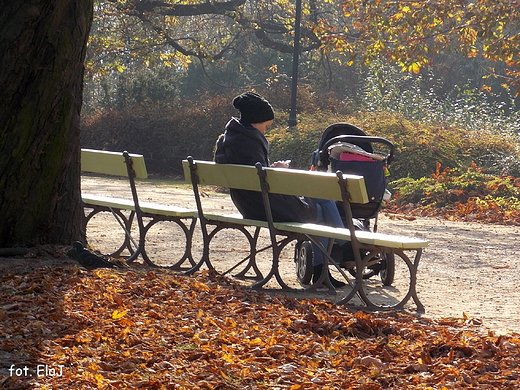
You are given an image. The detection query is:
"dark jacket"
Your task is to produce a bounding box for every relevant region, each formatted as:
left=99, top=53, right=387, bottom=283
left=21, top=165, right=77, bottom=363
left=214, top=118, right=317, bottom=222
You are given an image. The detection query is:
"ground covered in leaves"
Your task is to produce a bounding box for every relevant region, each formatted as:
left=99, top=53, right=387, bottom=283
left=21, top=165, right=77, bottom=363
left=1, top=256, right=519, bottom=389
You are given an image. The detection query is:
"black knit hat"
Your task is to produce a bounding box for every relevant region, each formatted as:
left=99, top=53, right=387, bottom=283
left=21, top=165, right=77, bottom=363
left=232, top=92, right=274, bottom=125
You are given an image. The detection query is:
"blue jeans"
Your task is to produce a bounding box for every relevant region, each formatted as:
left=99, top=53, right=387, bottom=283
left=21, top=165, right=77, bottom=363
left=312, top=199, right=345, bottom=265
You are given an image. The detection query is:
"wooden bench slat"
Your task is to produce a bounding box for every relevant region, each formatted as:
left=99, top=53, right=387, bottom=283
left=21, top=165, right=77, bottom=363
left=200, top=212, right=427, bottom=250
left=263, top=166, right=369, bottom=203
left=139, top=202, right=197, bottom=218
left=82, top=194, right=136, bottom=210
left=182, top=160, right=369, bottom=204
left=81, top=149, right=148, bottom=179
left=203, top=213, right=270, bottom=227
left=273, top=222, right=428, bottom=250
left=82, top=194, right=197, bottom=218
left=183, top=161, right=262, bottom=191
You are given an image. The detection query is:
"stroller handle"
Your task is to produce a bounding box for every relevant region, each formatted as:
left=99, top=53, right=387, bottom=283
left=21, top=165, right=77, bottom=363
left=321, top=135, right=395, bottom=165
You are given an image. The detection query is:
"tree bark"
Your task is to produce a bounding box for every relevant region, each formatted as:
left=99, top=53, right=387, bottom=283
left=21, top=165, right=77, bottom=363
left=0, top=0, right=93, bottom=247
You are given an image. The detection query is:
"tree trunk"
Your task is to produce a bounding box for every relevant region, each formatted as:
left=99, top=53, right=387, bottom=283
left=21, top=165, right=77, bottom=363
left=0, top=1, right=93, bottom=247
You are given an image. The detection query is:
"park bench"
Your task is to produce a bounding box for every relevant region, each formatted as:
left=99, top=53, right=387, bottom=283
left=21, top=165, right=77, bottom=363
left=81, top=148, right=198, bottom=268
left=183, top=157, right=428, bottom=311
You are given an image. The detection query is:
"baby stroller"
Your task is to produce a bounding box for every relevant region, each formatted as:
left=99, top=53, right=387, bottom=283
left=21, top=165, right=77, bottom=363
left=295, top=123, right=396, bottom=286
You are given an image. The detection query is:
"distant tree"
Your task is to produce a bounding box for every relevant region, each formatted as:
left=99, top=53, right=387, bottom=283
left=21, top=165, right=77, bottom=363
left=89, top=0, right=520, bottom=95
left=0, top=1, right=93, bottom=247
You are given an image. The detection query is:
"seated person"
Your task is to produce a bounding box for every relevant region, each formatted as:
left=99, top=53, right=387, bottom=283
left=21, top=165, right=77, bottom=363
left=214, top=91, right=346, bottom=287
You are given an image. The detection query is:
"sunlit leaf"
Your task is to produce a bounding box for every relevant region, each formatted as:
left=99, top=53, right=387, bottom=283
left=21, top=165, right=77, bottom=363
left=2, top=252, right=519, bottom=388
left=112, top=309, right=127, bottom=319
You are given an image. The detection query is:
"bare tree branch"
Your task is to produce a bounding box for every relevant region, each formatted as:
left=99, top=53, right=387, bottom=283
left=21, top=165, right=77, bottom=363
left=135, top=11, right=241, bottom=60
left=236, top=18, right=321, bottom=54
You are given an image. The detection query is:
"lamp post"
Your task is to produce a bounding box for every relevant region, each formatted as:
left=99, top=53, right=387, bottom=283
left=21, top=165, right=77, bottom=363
left=287, top=0, right=302, bottom=127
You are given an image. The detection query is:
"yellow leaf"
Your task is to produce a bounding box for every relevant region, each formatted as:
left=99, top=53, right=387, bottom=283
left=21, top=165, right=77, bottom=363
left=220, top=369, right=230, bottom=379
left=89, top=363, right=101, bottom=371
left=225, top=317, right=237, bottom=328
left=112, top=309, right=127, bottom=319
left=222, top=353, right=234, bottom=363
left=409, top=62, right=421, bottom=74
left=250, top=338, right=264, bottom=345
left=95, top=373, right=105, bottom=387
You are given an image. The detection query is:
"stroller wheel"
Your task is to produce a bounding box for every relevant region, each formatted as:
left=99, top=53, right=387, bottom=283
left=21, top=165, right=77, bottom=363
left=295, top=241, right=313, bottom=285
left=380, top=253, right=395, bottom=286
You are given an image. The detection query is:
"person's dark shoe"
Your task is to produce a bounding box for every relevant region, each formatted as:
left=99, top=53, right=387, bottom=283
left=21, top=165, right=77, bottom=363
left=330, top=275, right=346, bottom=288
left=313, top=264, right=346, bottom=288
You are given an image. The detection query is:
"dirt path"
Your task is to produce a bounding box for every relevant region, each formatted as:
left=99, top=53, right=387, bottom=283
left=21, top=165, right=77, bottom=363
left=81, top=175, right=520, bottom=335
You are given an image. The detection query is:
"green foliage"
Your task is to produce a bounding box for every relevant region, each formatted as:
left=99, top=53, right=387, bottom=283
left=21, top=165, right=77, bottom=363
left=85, top=0, right=520, bottom=134
left=268, top=108, right=520, bottom=179
left=267, top=116, right=325, bottom=169
left=389, top=163, right=520, bottom=224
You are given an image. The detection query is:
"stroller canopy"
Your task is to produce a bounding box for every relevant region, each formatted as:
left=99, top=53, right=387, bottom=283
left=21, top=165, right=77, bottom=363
left=316, top=123, right=374, bottom=171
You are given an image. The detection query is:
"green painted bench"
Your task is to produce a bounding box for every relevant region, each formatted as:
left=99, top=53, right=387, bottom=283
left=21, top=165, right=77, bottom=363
left=183, top=157, right=428, bottom=311
left=81, top=149, right=198, bottom=268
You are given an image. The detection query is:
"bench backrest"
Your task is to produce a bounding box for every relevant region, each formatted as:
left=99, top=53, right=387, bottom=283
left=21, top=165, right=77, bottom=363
left=81, top=149, right=148, bottom=179
left=182, top=159, right=369, bottom=204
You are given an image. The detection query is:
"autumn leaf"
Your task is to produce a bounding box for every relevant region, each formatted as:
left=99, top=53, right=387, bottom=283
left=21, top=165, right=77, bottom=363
left=111, top=309, right=127, bottom=319
left=1, top=263, right=519, bottom=389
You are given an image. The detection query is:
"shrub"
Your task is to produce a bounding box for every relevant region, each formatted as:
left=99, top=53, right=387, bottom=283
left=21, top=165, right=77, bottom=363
left=343, top=111, right=520, bottom=179
left=388, top=162, right=520, bottom=224
left=82, top=92, right=520, bottom=179
left=268, top=110, right=520, bottom=180
left=82, top=94, right=234, bottom=176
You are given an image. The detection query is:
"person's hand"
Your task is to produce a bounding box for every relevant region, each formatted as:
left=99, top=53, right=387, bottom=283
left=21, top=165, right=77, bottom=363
left=271, top=160, right=291, bottom=168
